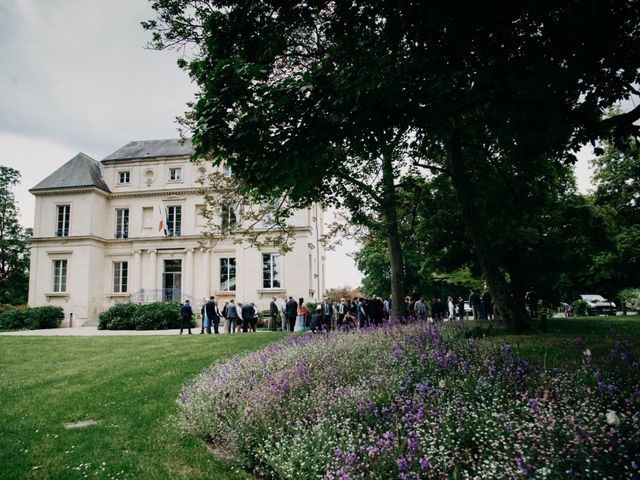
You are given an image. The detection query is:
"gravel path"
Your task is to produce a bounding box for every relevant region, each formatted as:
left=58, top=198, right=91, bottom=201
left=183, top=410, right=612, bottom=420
left=0, top=327, right=235, bottom=336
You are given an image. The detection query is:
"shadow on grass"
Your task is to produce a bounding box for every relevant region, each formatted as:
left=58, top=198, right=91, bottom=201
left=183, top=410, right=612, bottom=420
left=465, top=316, right=640, bottom=367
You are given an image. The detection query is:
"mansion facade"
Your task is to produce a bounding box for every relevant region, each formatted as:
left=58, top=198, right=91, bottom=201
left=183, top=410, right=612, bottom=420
left=28, top=139, right=325, bottom=327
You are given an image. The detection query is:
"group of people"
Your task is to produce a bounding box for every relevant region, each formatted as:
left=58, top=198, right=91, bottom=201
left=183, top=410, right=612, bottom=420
left=178, top=288, right=498, bottom=335
left=178, top=296, right=261, bottom=335
left=269, top=296, right=387, bottom=332
left=405, top=289, right=494, bottom=323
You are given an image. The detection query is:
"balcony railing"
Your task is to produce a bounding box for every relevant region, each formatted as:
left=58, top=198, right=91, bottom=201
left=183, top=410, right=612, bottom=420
left=129, top=289, right=193, bottom=304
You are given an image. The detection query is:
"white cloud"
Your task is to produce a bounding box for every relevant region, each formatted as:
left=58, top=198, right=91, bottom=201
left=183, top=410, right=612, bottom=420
left=0, top=0, right=196, bottom=153
left=0, top=132, right=76, bottom=227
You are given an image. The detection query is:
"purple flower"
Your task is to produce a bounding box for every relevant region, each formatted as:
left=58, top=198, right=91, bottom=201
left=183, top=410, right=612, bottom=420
left=419, top=456, right=430, bottom=470
left=396, top=456, right=409, bottom=472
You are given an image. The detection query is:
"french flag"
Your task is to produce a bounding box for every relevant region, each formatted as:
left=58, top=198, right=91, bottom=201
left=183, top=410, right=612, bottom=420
left=158, top=206, right=169, bottom=236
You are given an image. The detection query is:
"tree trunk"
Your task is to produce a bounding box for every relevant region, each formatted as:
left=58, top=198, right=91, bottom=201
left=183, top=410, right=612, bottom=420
left=446, top=134, right=530, bottom=333
left=381, top=151, right=405, bottom=320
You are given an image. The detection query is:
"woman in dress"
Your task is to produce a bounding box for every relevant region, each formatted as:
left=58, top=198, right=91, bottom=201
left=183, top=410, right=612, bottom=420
left=447, top=296, right=456, bottom=321
left=294, top=297, right=308, bottom=332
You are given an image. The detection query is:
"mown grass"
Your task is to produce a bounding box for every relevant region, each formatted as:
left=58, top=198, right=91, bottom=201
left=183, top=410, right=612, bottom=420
left=0, top=333, right=285, bottom=480
left=472, top=315, right=640, bottom=367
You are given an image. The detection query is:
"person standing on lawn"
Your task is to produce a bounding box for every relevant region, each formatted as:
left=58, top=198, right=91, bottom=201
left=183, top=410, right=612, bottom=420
left=285, top=296, right=298, bottom=332
left=270, top=296, right=279, bottom=331
left=180, top=299, right=193, bottom=334
left=525, top=287, right=539, bottom=319
left=469, top=289, right=482, bottom=321
left=206, top=296, right=221, bottom=334
left=200, top=299, right=210, bottom=334
left=482, top=290, right=494, bottom=321
left=294, top=297, right=308, bottom=332
left=457, top=296, right=466, bottom=321
left=225, top=299, right=238, bottom=333
left=241, top=302, right=253, bottom=332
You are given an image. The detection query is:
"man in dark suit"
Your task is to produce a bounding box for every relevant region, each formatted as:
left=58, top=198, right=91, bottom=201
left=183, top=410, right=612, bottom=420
left=180, top=300, right=193, bottom=334
left=269, top=296, right=279, bottom=331
left=285, top=296, right=298, bottom=332
left=241, top=302, right=254, bottom=332
left=205, top=296, right=221, bottom=334
left=525, top=287, right=539, bottom=319
left=320, top=297, right=333, bottom=331
left=369, top=297, right=383, bottom=325
left=336, top=298, right=348, bottom=328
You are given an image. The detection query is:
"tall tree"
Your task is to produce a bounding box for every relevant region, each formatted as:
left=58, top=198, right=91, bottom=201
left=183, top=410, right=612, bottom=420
left=146, top=1, right=640, bottom=331
left=590, top=137, right=640, bottom=294
left=0, top=166, right=30, bottom=305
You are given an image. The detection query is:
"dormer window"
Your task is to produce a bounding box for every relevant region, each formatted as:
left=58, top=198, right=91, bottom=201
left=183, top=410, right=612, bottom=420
left=118, top=171, right=131, bottom=184
left=169, top=167, right=182, bottom=181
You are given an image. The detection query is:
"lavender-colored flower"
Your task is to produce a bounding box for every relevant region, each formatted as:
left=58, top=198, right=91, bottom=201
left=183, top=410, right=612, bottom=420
left=396, top=456, right=409, bottom=472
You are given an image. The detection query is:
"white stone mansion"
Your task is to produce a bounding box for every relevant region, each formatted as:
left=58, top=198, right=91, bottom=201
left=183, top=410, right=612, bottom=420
left=28, top=139, right=325, bottom=326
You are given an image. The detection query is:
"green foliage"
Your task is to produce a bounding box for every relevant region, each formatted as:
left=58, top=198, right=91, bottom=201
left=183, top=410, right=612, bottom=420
left=0, top=166, right=30, bottom=305
left=619, top=289, right=640, bottom=311
left=572, top=300, right=589, bottom=317
left=133, top=302, right=183, bottom=330
left=98, top=302, right=138, bottom=330
left=98, top=302, right=186, bottom=330
left=0, top=306, right=63, bottom=330
left=146, top=1, right=640, bottom=332
left=587, top=138, right=640, bottom=296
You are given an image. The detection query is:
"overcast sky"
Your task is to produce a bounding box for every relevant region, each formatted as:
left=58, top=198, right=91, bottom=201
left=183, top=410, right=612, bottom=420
left=0, top=0, right=598, bottom=290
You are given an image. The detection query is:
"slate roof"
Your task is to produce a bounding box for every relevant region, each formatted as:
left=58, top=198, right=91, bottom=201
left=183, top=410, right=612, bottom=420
left=102, top=138, right=193, bottom=161
left=30, top=153, right=110, bottom=193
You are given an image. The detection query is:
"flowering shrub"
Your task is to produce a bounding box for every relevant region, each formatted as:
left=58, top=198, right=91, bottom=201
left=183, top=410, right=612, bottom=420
left=177, top=322, right=640, bottom=479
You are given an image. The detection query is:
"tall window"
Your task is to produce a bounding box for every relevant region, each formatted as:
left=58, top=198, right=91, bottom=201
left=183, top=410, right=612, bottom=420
left=221, top=203, right=236, bottom=232
left=263, top=197, right=284, bottom=227
left=169, top=167, right=182, bottom=181
left=167, top=206, right=182, bottom=236
left=113, top=261, right=128, bottom=293
left=262, top=253, right=281, bottom=289
left=52, top=260, right=67, bottom=292
left=118, top=171, right=131, bottom=184
left=115, top=208, right=129, bottom=239
left=220, top=257, right=236, bottom=291
left=56, top=205, right=70, bottom=237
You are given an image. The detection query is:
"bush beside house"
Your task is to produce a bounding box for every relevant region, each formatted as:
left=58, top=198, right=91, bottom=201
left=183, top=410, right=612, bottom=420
left=0, top=306, right=64, bottom=330
left=98, top=302, right=191, bottom=330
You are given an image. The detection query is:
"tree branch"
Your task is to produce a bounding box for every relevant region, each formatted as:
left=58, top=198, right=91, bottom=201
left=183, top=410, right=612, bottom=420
left=336, top=172, right=384, bottom=205
left=412, top=161, right=451, bottom=176
left=595, top=103, right=640, bottom=132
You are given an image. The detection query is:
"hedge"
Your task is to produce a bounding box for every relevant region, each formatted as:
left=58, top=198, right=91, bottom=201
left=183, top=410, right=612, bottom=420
left=98, top=301, right=192, bottom=330
left=0, top=306, right=64, bottom=330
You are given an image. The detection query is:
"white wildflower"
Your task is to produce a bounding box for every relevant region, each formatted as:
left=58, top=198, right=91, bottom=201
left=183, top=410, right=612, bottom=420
left=606, top=410, right=620, bottom=427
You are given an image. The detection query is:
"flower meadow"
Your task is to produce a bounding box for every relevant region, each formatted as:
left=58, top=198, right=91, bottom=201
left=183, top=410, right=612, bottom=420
left=177, top=323, right=640, bottom=479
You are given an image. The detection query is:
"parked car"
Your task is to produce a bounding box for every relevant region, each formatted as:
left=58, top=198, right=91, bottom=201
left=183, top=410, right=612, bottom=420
left=579, top=294, right=616, bottom=315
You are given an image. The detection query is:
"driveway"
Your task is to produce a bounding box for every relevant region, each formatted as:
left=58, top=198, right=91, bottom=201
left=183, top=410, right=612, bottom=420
left=0, top=327, right=227, bottom=336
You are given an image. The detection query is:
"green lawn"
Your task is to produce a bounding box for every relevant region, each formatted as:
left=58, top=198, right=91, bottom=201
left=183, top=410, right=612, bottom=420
left=0, top=333, right=285, bottom=480
left=475, top=315, right=640, bottom=367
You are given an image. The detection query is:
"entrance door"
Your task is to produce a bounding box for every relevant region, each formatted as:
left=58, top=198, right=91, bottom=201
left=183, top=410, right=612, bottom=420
left=163, top=259, right=182, bottom=301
